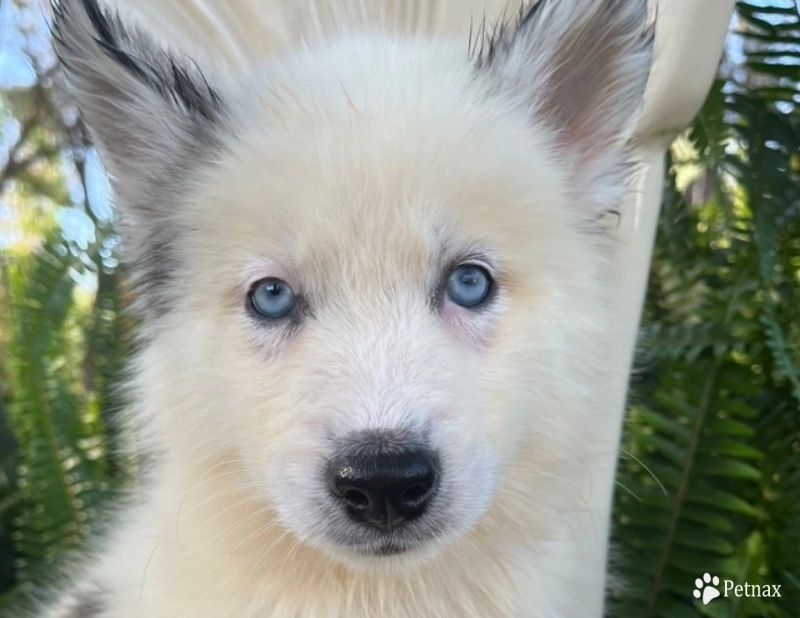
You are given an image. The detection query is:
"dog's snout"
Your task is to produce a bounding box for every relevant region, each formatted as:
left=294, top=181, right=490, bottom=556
left=329, top=445, right=438, bottom=531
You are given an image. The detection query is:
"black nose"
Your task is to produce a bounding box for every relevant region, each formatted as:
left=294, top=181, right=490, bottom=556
left=329, top=445, right=438, bottom=531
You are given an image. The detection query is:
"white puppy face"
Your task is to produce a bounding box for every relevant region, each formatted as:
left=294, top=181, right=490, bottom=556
left=53, top=0, right=652, bottom=568
left=183, top=61, right=571, bottom=558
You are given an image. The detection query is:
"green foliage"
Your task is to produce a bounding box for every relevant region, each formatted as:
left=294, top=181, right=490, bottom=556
left=609, top=3, right=800, bottom=616
left=4, top=237, right=109, bottom=585
left=0, top=3, right=133, bottom=609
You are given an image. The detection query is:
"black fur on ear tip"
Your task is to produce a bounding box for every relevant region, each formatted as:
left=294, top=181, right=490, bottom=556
left=470, top=0, right=551, bottom=67
left=471, top=0, right=655, bottom=69
left=51, top=0, right=161, bottom=91
left=81, top=0, right=156, bottom=85
left=50, top=0, right=225, bottom=124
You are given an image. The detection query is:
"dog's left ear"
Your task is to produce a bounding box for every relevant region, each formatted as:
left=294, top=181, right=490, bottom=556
left=51, top=0, right=231, bottom=308
left=50, top=0, right=227, bottom=215
left=475, top=0, right=654, bottom=209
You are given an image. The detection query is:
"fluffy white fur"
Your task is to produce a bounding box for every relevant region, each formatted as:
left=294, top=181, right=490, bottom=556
left=41, top=0, right=653, bottom=616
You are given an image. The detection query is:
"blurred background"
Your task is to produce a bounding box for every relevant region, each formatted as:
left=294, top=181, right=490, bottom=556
left=0, top=1, right=798, bottom=616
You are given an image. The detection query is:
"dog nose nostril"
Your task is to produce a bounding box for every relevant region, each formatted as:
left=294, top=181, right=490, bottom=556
left=402, top=483, right=430, bottom=506
left=329, top=445, right=438, bottom=530
left=343, top=489, right=370, bottom=510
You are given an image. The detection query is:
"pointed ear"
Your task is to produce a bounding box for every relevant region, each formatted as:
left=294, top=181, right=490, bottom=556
left=475, top=0, right=654, bottom=208
left=51, top=0, right=230, bottom=309
left=51, top=0, right=228, bottom=207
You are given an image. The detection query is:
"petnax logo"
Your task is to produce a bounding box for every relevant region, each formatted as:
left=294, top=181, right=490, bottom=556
left=693, top=573, right=781, bottom=606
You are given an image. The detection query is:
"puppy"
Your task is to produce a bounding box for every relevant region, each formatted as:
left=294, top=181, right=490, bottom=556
left=44, top=0, right=653, bottom=615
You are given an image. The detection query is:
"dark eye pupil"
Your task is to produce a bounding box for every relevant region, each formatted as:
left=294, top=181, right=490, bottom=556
left=446, top=265, right=492, bottom=308
left=265, top=282, right=283, bottom=296
left=461, top=272, right=480, bottom=286
left=250, top=278, right=298, bottom=319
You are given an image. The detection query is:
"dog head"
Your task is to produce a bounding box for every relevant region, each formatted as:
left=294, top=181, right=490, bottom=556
left=52, top=0, right=652, bottom=568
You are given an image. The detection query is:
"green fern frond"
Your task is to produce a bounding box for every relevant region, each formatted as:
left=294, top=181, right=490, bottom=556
left=2, top=236, right=114, bottom=590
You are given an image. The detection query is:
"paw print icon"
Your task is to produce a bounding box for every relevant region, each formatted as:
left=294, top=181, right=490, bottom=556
left=694, top=573, right=721, bottom=605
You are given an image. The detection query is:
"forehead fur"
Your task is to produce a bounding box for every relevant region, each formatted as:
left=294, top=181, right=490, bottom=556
left=184, top=38, right=576, bottom=291
left=52, top=0, right=651, bottom=320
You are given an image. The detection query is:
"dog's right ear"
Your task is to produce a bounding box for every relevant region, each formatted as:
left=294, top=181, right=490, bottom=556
left=51, top=0, right=227, bottom=211
left=474, top=0, right=654, bottom=215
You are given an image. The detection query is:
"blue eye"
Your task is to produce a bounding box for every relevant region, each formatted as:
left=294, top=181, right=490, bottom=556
left=249, top=278, right=298, bottom=319
left=445, top=264, right=492, bottom=308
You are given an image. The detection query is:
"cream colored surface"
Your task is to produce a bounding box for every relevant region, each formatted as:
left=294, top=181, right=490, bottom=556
left=595, top=5, right=734, bottom=594
left=603, top=0, right=734, bottom=530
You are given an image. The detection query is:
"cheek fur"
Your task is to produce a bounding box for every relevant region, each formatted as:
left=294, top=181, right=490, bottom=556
left=440, top=296, right=503, bottom=347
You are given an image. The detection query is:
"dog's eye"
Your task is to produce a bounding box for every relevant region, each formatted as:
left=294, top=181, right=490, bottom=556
left=249, top=278, right=298, bottom=319
left=445, top=265, right=492, bottom=308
